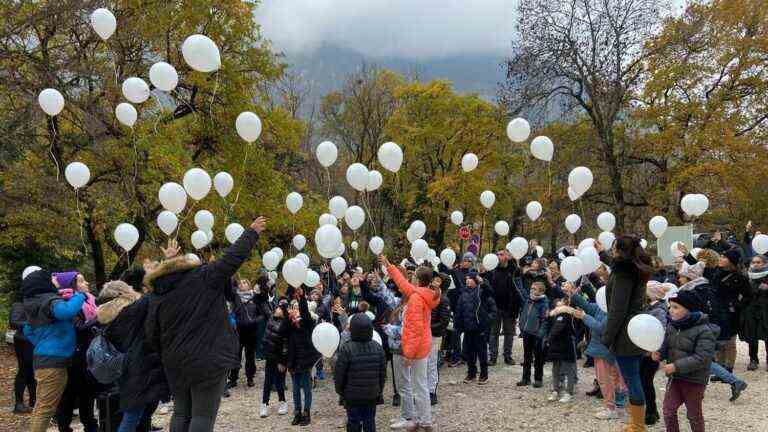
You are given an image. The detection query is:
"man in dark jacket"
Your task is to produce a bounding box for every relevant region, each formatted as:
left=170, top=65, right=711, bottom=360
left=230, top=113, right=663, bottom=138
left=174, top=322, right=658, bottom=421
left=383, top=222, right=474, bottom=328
left=455, top=272, right=498, bottom=384
left=334, top=314, right=386, bottom=432
left=483, top=250, right=522, bottom=365
left=144, top=216, right=266, bottom=432
left=438, top=254, right=471, bottom=367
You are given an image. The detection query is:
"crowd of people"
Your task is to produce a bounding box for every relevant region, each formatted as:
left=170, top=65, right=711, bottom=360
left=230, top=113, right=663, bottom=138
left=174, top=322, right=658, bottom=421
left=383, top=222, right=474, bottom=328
left=8, top=216, right=768, bottom=432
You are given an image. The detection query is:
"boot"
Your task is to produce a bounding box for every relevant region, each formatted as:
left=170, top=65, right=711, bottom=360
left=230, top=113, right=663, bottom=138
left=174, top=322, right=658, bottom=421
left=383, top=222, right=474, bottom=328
left=13, top=402, right=32, bottom=414
left=624, top=403, right=646, bottom=432
left=291, top=412, right=302, bottom=425
left=299, top=411, right=311, bottom=426
left=644, top=410, right=659, bottom=426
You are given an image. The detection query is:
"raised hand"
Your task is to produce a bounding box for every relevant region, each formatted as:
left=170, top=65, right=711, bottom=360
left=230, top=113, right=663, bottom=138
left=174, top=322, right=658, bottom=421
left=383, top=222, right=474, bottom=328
left=161, top=238, right=180, bottom=259
left=250, top=216, right=267, bottom=234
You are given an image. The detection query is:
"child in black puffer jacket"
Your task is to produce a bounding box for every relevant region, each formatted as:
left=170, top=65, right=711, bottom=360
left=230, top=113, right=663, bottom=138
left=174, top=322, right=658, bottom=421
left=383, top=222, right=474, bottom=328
left=259, top=298, right=290, bottom=419
left=545, top=297, right=578, bottom=403
left=285, top=288, right=321, bottom=426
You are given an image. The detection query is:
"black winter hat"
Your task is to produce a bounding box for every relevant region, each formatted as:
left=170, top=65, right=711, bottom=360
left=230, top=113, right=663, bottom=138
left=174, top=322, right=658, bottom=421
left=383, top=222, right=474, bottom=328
left=723, top=248, right=741, bottom=267
left=350, top=313, right=373, bottom=342
left=21, top=270, right=57, bottom=299
left=668, top=290, right=699, bottom=312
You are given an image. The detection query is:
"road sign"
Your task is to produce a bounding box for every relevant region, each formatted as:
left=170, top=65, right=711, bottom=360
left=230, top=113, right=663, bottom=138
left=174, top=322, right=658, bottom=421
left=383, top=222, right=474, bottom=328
left=459, top=226, right=471, bottom=240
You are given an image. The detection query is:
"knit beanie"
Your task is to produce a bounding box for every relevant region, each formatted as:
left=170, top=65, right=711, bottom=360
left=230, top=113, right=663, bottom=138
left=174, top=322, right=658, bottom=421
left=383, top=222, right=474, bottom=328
left=679, top=261, right=705, bottom=280
left=462, top=252, right=477, bottom=263
left=53, top=271, right=79, bottom=289
left=724, top=249, right=741, bottom=267
left=668, top=290, right=699, bottom=312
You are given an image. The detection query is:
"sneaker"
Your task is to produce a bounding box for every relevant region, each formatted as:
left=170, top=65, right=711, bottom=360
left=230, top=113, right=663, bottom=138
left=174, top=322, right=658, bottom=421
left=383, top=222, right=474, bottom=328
left=222, top=389, right=231, bottom=398
left=226, top=380, right=238, bottom=389
left=547, top=391, right=560, bottom=402
left=430, top=392, right=438, bottom=405
left=463, top=375, right=476, bottom=384
left=504, top=357, right=516, bottom=366
left=747, top=361, right=758, bottom=371
left=586, top=384, right=602, bottom=398
left=558, top=393, right=573, bottom=403
left=478, top=376, right=489, bottom=385
left=595, top=408, right=620, bottom=420
left=729, top=380, right=747, bottom=402
left=516, top=379, right=530, bottom=387
left=13, top=403, right=32, bottom=414
left=278, top=401, right=288, bottom=415
left=259, top=404, right=269, bottom=418
left=391, top=418, right=415, bottom=429
left=533, top=380, right=543, bottom=388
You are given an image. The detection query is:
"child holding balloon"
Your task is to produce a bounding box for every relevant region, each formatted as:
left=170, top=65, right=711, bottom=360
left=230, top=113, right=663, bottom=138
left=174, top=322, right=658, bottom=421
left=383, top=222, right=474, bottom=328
left=285, top=289, right=321, bottom=426
left=652, top=291, right=715, bottom=432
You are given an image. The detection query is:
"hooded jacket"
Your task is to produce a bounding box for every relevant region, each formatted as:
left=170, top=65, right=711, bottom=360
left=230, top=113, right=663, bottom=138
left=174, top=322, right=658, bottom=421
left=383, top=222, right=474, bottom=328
left=545, top=312, right=577, bottom=362
left=98, top=281, right=169, bottom=411
left=430, top=294, right=451, bottom=338
left=334, top=314, right=386, bottom=405
left=144, top=229, right=259, bottom=391
left=387, top=265, right=440, bottom=360
left=285, top=295, right=321, bottom=372
left=454, top=281, right=498, bottom=333
left=22, top=270, right=85, bottom=369
left=519, top=295, right=549, bottom=338
left=661, top=312, right=716, bottom=385
left=602, top=260, right=647, bottom=357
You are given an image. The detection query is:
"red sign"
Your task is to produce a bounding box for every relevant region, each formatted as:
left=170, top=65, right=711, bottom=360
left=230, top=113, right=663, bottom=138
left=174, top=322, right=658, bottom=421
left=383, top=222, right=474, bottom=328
left=459, top=226, right=471, bottom=240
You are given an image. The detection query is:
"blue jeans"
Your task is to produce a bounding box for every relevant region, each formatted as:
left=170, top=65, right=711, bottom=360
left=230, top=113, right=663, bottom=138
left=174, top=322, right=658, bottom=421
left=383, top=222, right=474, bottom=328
left=710, top=361, right=739, bottom=385
left=292, top=372, right=312, bottom=413
left=117, top=406, right=145, bottom=432
left=346, top=404, right=376, bottom=432
left=615, top=355, right=645, bottom=406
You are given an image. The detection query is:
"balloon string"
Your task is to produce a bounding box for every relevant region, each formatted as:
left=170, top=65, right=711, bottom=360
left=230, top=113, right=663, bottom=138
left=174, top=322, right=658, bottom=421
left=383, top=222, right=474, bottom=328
left=362, top=190, right=377, bottom=236
left=175, top=200, right=199, bottom=240
left=131, top=129, right=139, bottom=189
left=209, top=72, right=220, bottom=120
left=547, top=163, right=552, bottom=201
left=325, top=167, right=331, bottom=199
left=233, top=144, right=251, bottom=208
left=49, top=118, right=61, bottom=181
left=75, top=189, right=88, bottom=255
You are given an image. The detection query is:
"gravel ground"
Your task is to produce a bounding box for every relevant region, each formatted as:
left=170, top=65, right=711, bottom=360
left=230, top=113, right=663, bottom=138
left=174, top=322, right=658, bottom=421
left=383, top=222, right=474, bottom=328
left=2, top=341, right=766, bottom=432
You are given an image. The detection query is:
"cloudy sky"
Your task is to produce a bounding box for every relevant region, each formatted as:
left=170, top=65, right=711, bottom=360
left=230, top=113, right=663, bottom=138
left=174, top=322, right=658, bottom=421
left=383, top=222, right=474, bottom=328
left=253, top=0, right=517, bottom=60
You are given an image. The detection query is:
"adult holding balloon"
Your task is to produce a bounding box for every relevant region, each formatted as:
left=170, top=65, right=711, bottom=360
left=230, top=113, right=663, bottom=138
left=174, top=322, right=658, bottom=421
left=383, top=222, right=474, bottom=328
left=599, top=235, right=654, bottom=432
left=144, top=216, right=267, bottom=432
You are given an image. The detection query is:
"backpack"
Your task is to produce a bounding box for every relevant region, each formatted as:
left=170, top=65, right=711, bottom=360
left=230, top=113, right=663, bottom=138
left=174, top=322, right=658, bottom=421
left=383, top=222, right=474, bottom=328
left=86, top=331, right=125, bottom=385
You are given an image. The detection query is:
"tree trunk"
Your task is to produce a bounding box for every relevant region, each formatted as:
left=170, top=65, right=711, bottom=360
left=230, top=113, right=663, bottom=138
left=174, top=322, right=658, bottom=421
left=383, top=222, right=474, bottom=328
left=599, top=128, right=626, bottom=232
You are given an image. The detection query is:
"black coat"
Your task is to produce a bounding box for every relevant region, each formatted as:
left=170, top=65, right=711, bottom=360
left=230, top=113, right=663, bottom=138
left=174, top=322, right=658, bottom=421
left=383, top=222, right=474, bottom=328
left=262, top=315, right=289, bottom=365
left=740, top=274, right=768, bottom=342
left=285, top=296, right=321, bottom=372
left=105, top=296, right=169, bottom=410
left=9, top=302, right=29, bottom=342
left=430, top=295, right=451, bottom=338
left=484, top=264, right=523, bottom=318
left=145, top=229, right=259, bottom=392
left=546, top=313, right=577, bottom=362
left=454, top=283, right=498, bottom=333
left=708, top=268, right=750, bottom=340
left=334, top=314, right=386, bottom=405
left=602, top=260, right=647, bottom=357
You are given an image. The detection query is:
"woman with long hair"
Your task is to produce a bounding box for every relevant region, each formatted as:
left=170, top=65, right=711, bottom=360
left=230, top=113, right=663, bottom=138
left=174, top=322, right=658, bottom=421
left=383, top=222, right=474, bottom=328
left=599, top=235, right=653, bottom=432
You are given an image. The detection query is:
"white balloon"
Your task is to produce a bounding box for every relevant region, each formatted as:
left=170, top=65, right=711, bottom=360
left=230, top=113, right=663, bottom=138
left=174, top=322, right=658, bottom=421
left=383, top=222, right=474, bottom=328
left=205, top=229, right=214, bottom=243
left=235, top=111, right=262, bottom=143
left=190, top=230, right=208, bottom=250
left=560, top=256, right=584, bottom=282
left=183, top=168, right=212, bottom=201
left=461, top=153, right=479, bottom=172
left=506, top=118, right=531, bottom=143
left=535, top=245, right=544, bottom=258
left=597, top=212, right=616, bottom=232
left=194, top=210, right=214, bottom=231
left=411, top=239, right=429, bottom=260
left=148, top=62, right=178, bottom=92
left=213, top=172, right=234, bottom=198
left=157, top=211, right=178, bottom=236
left=115, top=103, right=137, bottom=127
left=440, top=248, right=456, bottom=267
left=427, top=249, right=437, bottom=260
left=344, top=206, right=366, bottom=231
left=318, top=213, right=338, bottom=227
left=331, top=257, right=347, bottom=276
left=305, top=270, right=320, bottom=288
left=596, top=287, right=608, bottom=313
left=225, top=223, right=245, bottom=244
left=158, top=182, right=187, bottom=214
left=296, top=253, right=310, bottom=267
left=406, top=227, right=418, bottom=244
left=282, top=258, right=308, bottom=288
left=628, top=314, right=665, bottom=352
left=482, top=253, right=499, bottom=271
left=568, top=167, right=594, bottom=196
left=598, top=231, right=616, bottom=250
left=316, top=141, right=338, bottom=168
left=640, top=239, right=648, bottom=249
left=578, top=247, right=601, bottom=274
left=38, top=88, right=64, bottom=116
left=480, top=190, right=496, bottom=209
left=315, top=225, right=343, bottom=258
left=271, top=247, right=284, bottom=262
left=22, top=266, right=42, bottom=280
left=293, top=234, right=307, bottom=251
left=526, top=201, right=543, bottom=222
left=114, top=223, right=139, bottom=251
left=680, top=194, right=697, bottom=217
left=346, top=163, right=369, bottom=192
left=565, top=214, right=582, bottom=234
left=450, top=211, right=464, bottom=226
left=181, top=34, right=221, bottom=73
left=366, top=170, right=383, bottom=191
left=89, top=8, right=116, bottom=40
left=377, top=142, right=403, bottom=173
left=507, top=237, right=528, bottom=260
left=691, top=194, right=709, bottom=217
left=312, top=323, right=340, bottom=358
left=670, top=241, right=685, bottom=258
left=64, top=162, right=90, bottom=189
left=649, top=216, right=669, bottom=239
left=369, top=237, right=385, bottom=255
left=578, top=238, right=596, bottom=252
left=494, top=221, right=510, bottom=236
left=752, top=234, right=768, bottom=255
left=262, top=251, right=280, bottom=271
left=530, top=136, right=554, bottom=162
left=122, top=77, right=150, bottom=104
left=286, top=192, right=303, bottom=215
left=329, top=196, right=349, bottom=220
left=410, top=221, right=426, bottom=240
